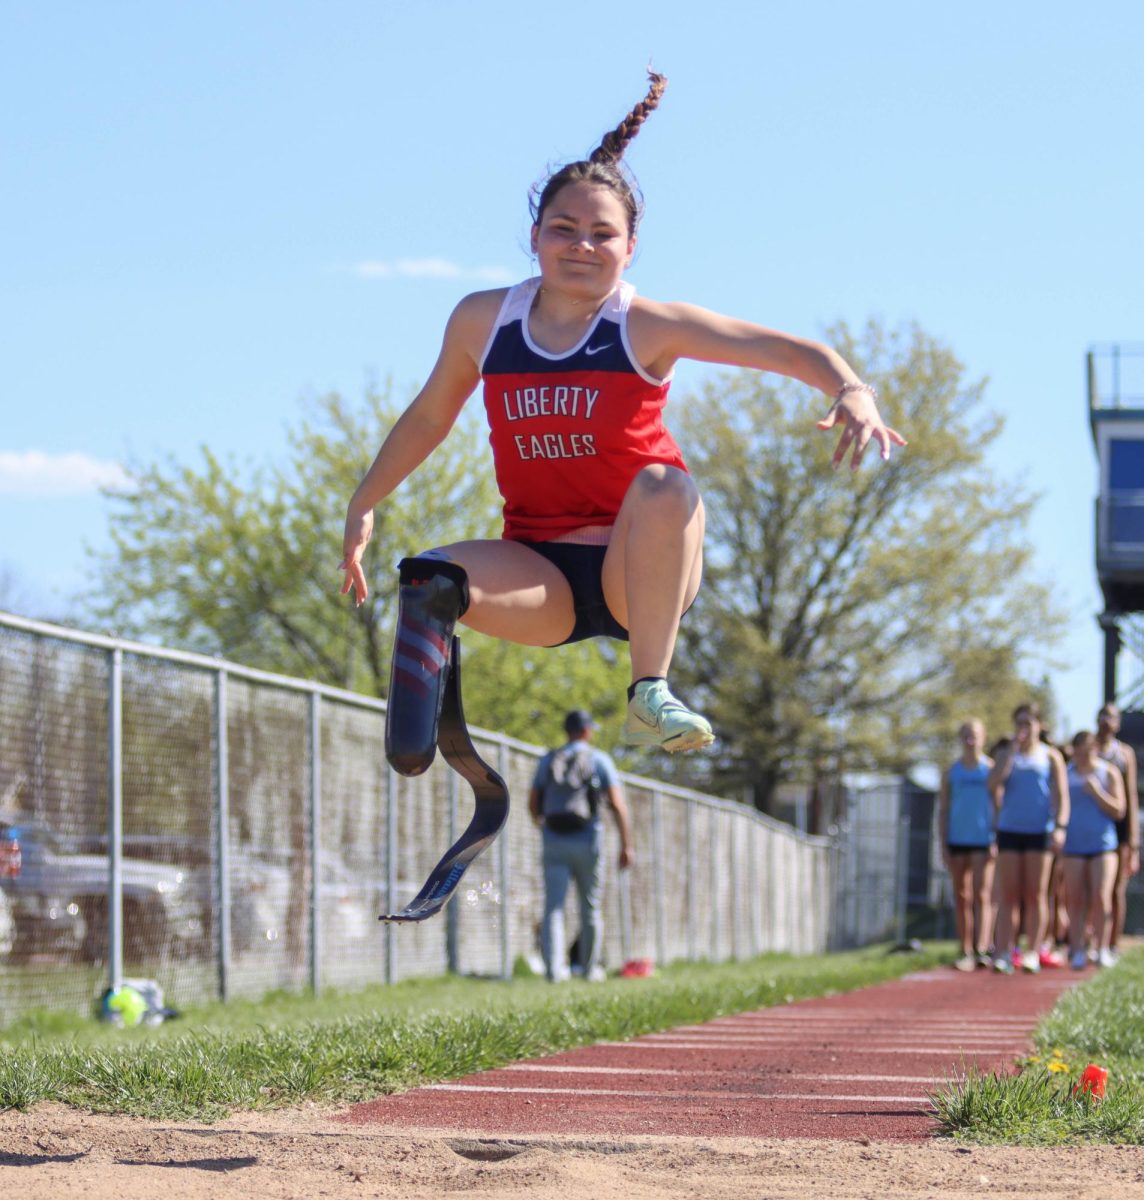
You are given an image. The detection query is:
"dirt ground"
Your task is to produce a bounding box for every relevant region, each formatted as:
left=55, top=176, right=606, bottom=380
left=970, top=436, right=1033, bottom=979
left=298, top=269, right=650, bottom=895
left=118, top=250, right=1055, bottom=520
left=3, top=1104, right=1144, bottom=1199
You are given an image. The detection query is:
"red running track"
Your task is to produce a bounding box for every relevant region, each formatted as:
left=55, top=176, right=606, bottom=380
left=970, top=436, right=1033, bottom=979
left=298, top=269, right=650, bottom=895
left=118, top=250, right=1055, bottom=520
left=340, top=965, right=1080, bottom=1141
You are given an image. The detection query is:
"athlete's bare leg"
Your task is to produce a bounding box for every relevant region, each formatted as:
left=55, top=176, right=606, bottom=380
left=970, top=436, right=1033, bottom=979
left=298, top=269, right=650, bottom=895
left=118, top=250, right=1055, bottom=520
left=601, top=465, right=705, bottom=680
left=1110, top=842, right=1132, bottom=950
left=993, top=851, right=1022, bottom=960
left=432, top=539, right=577, bottom=647
left=1024, top=850, right=1055, bottom=955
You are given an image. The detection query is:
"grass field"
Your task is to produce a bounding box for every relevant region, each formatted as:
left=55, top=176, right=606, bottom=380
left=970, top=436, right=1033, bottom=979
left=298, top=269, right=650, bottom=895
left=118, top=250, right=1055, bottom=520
left=0, top=943, right=951, bottom=1120
left=931, top=947, right=1144, bottom=1144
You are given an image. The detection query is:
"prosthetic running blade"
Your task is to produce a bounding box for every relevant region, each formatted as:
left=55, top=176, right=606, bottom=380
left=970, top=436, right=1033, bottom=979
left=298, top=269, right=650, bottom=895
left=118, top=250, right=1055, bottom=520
left=379, top=637, right=509, bottom=922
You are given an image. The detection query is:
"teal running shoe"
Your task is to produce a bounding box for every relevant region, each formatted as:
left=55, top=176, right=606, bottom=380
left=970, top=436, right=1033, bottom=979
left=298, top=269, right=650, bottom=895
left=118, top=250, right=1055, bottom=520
left=622, top=680, right=714, bottom=752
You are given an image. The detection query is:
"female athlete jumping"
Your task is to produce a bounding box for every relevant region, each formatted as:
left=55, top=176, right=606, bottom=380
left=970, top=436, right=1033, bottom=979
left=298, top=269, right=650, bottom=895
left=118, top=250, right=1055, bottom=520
left=341, top=70, right=905, bottom=754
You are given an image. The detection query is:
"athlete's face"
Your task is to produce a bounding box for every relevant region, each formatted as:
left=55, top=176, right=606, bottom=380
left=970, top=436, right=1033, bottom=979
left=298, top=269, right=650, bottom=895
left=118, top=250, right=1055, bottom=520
left=958, top=722, right=984, bottom=753
left=531, top=182, right=635, bottom=300
left=1073, top=737, right=1095, bottom=772
left=1013, top=711, right=1040, bottom=750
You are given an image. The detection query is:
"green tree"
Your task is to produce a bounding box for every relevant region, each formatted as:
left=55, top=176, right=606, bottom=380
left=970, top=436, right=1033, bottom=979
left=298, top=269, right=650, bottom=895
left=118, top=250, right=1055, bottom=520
left=669, top=319, right=1064, bottom=813
left=92, top=385, right=629, bottom=746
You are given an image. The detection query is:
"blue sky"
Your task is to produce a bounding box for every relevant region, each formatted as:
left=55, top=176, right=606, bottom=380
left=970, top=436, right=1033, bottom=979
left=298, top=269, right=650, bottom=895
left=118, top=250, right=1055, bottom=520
left=2, top=1, right=1142, bottom=736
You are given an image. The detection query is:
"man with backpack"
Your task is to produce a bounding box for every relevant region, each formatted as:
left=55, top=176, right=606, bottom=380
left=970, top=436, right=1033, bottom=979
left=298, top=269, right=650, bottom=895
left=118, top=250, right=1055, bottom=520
left=528, top=709, right=633, bottom=982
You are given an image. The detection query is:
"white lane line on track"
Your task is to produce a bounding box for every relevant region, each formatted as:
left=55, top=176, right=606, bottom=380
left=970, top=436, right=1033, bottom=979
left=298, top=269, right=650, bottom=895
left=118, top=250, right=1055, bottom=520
left=499, top=1065, right=939, bottom=1084
left=421, top=1083, right=931, bottom=1105
left=502, top=1064, right=683, bottom=1075
left=692, top=1018, right=1033, bottom=1026
left=647, top=1032, right=1023, bottom=1042
left=691, top=1022, right=1032, bottom=1032
left=688, top=1019, right=1033, bottom=1029
left=635, top=1037, right=1024, bottom=1048
left=601, top=1042, right=1016, bottom=1054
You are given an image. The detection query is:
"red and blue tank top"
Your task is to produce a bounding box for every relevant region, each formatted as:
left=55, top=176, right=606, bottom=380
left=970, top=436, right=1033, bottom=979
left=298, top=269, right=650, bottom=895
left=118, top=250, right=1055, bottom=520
left=478, top=278, right=688, bottom=542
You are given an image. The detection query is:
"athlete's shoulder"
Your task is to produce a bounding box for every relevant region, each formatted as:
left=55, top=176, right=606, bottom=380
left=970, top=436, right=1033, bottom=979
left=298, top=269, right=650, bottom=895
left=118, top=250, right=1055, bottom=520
left=452, top=287, right=512, bottom=327
left=445, top=288, right=513, bottom=363
left=628, top=293, right=686, bottom=321
left=629, top=295, right=730, bottom=321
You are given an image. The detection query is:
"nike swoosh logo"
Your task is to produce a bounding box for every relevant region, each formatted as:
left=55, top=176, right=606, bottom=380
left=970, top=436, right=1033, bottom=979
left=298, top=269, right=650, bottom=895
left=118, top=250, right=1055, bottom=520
left=584, top=343, right=613, bottom=356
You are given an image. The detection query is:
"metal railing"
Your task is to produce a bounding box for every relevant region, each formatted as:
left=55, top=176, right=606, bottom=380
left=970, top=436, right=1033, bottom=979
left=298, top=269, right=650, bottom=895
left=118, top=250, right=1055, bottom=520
left=1089, top=344, right=1144, bottom=414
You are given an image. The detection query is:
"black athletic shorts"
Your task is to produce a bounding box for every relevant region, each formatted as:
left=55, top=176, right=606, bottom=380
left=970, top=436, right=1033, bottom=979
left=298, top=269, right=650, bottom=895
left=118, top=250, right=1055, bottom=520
left=996, top=830, right=1053, bottom=853
left=946, top=843, right=993, bottom=856
left=1116, top=816, right=1130, bottom=846
left=519, top=541, right=629, bottom=644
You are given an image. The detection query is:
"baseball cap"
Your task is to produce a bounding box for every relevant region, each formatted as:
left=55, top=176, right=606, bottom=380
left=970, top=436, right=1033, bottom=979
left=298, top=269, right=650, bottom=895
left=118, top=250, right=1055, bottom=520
left=563, top=709, right=597, bottom=736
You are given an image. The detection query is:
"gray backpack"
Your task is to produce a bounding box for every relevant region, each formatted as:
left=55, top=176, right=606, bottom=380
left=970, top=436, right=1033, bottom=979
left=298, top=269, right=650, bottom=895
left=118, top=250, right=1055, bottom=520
left=542, top=743, right=602, bottom=832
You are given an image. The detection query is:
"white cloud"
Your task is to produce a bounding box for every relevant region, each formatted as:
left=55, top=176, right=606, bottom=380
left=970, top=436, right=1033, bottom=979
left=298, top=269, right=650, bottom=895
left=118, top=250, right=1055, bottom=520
left=0, top=451, right=130, bottom=496
left=352, top=257, right=514, bottom=284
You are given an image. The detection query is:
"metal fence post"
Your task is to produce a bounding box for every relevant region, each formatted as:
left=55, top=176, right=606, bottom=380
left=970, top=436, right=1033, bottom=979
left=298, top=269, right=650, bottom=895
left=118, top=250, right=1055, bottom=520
left=894, top=792, right=910, bottom=947
left=686, top=799, right=697, bottom=961
left=652, top=791, right=666, bottom=967
left=309, top=691, right=322, bottom=994
left=215, top=669, right=231, bottom=1001
left=446, top=768, right=459, bottom=973
left=709, top=806, right=720, bottom=961
left=747, top=819, right=760, bottom=957
left=497, top=743, right=511, bottom=981
left=385, top=764, right=397, bottom=985
left=729, top=809, right=741, bottom=959
left=107, top=647, right=124, bottom=992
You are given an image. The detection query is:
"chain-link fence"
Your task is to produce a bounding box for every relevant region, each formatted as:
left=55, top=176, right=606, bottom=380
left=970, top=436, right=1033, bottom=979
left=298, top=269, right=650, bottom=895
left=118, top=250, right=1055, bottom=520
left=1, top=611, right=838, bottom=1027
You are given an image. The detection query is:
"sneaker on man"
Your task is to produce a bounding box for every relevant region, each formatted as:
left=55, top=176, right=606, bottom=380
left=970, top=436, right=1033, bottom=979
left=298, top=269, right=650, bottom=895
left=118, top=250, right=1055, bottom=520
left=1021, top=954, right=1041, bottom=973
left=953, top=954, right=977, bottom=973
left=1097, top=947, right=1118, bottom=968
left=976, top=952, right=993, bottom=969
left=1038, top=947, right=1064, bottom=969
left=585, top=965, right=608, bottom=983
left=622, top=680, right=714, bottom=752
left=1069, top=950, right=1088, bottom=970
left=992, top=956, right=1015, bottom=975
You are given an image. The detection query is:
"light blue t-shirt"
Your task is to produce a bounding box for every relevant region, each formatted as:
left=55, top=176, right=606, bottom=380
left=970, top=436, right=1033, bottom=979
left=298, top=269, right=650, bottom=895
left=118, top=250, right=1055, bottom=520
left=946, top=759, right=994, bottom=847
left=532, top=742, right=618, bottom=826
left=1064, top=761, right=1118, bottom=855
left=997, top=745, right=1055, bottom=834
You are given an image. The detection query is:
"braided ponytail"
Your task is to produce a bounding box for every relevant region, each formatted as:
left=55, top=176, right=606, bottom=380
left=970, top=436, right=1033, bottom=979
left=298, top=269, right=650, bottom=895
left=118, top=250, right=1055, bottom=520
left=590, top=70, right=668, bottom=165
left=531, top=69, right=668, bottom=236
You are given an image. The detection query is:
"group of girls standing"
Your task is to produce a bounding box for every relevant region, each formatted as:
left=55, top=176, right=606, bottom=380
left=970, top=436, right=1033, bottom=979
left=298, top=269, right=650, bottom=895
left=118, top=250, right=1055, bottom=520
left=938, top=702, right=1139, bottom=974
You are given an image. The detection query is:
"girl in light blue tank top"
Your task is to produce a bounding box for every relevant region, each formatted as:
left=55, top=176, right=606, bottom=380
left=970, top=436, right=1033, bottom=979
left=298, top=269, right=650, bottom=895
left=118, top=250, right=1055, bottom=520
left=996, top=744, right=1054, bottom=835
left=1061, top=731, right=1125, bottom=969
left=987, top=703, right=1068, bottom=975
left=946, top=759, right=994, bottom=848
left=939, top=719, right=996, bottom=970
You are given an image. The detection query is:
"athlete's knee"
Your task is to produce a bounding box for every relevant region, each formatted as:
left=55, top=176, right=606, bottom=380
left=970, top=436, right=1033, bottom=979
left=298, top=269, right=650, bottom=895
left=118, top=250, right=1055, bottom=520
left=627, top=464, right=700, bottom=516
left=385, top=554, right=471, bottom=777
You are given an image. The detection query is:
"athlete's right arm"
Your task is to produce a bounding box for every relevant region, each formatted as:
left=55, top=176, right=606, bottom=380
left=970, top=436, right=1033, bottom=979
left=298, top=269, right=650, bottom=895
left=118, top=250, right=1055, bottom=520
left=340, top=291, right=504, bottom=606
left=986, top=746, right=1014, bottom=795
left=937, top=767, right=951, bottom=860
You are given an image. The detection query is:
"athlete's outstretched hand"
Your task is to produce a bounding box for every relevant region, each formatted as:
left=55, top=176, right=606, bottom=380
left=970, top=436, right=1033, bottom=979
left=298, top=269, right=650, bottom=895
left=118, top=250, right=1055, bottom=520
left=815, top=389, right=907, bottom=470
left=340, top=505, right=374, bottom=607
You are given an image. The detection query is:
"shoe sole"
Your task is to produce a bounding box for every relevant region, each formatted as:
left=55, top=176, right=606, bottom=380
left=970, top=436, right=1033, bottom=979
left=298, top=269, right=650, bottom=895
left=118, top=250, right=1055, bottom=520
left=622, top=726, right=715, bottom=752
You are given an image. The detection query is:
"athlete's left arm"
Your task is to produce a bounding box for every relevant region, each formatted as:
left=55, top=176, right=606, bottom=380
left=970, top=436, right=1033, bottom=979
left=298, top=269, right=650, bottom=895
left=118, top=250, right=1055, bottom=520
left=629, top=299, right=906, bottom=469
left=1050, top=748, right=1070, bottom=834
left=1124, top=744, right=1140, bottom=854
